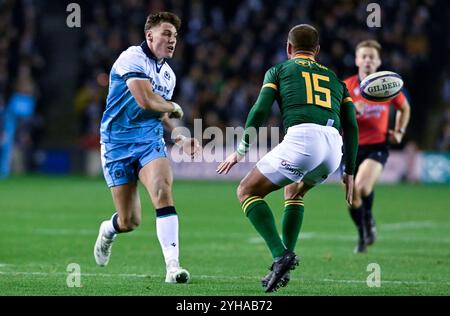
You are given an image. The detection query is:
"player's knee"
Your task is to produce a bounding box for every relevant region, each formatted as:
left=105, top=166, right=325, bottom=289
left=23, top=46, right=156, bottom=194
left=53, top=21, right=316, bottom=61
left=355, top=180, right=371, bottom=197
left=284, top=189, right=295, bottom=200
left=236, top=182, right=250, bottom=203
left=354, top=181, right=365, bottom=197
left=352, top=196, right=362, bottom=208
left=360, top=185, right=373, bottom=198
left=284, top=185, right=301, bottom=199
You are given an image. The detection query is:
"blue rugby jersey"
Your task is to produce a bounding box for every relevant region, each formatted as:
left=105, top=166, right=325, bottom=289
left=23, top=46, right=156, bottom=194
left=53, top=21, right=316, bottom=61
left=100, top=42, right=176, bottom=143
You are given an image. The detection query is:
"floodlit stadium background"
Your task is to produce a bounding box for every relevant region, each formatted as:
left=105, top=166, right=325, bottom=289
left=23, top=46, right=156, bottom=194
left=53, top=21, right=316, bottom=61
left=0, top=0, right=449, bottom=296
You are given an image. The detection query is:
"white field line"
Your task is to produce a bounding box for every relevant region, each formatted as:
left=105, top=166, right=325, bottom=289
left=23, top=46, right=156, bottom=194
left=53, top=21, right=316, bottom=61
left=249, top=235, right=450, bottom=244
left=247, top=234, right=353, bottom=244
left=319, top=278, right=450, bottom=285
left=25, top=229, right=252, bottom=238
left=1, top=228, right=449, bottom=246
left=0, top=270, right=448, bottom=286
left=382, top=221, right=437, bottom=230
left=5, top=227, right=449, bottom=243
left=0, top=220, right=446, bottom=237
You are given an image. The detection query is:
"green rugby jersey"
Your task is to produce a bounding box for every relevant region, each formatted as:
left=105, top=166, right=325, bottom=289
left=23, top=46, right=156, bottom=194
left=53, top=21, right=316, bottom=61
left=238, top=55, right=359, bottom=174
left=263, top=55, right=352, bottom=131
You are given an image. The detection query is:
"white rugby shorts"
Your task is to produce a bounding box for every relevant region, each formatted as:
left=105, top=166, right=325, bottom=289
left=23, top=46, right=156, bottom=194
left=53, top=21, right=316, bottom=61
left=256, top=123, right=343, bottom=186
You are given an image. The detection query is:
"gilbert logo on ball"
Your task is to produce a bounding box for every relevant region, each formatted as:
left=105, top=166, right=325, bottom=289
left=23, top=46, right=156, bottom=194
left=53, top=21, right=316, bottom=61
left=360, top=71, right=403, bottom=102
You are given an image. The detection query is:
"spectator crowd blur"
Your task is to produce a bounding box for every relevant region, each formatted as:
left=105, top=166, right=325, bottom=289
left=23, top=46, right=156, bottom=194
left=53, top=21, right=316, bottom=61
left=75, top=0, right=447, bottom=148
left=1, top=0, right=449, bottom=176
left=0, top=0, right=44, bottom=176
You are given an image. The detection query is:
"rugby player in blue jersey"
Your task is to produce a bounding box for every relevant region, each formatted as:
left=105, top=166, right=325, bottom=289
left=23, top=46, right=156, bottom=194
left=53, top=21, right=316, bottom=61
left=94, top=12, right=199, bottom=284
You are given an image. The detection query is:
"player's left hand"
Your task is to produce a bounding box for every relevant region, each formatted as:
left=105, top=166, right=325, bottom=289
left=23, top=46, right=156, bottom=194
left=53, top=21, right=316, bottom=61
left=216, top=152, right=244, bottom=175
left=388, top=129, right=403, bottom=144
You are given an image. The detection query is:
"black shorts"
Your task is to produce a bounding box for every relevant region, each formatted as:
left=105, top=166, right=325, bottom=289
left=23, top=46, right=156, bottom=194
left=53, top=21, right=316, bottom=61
left=341, top=143, right=389, bottom=176
left=354, top=143, right=389, bottom=175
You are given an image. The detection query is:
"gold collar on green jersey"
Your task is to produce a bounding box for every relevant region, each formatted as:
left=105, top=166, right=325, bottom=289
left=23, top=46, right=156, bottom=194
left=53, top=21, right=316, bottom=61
left=293, top=54, right=315, bottom=61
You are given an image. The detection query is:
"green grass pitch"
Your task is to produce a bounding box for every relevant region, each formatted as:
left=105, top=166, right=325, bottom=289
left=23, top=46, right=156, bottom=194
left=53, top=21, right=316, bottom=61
left=0, top=176, right=449, bottom=296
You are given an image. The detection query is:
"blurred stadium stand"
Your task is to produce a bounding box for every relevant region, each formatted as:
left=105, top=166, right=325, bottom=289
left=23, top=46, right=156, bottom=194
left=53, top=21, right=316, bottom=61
left=0, top=0, right=449, bottom=180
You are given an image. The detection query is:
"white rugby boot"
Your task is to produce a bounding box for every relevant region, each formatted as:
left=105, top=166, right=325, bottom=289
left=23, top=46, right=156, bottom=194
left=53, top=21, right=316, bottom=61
left=94, top=221, right=116, bottom=266
left=165, top=260, right=190, bottom=284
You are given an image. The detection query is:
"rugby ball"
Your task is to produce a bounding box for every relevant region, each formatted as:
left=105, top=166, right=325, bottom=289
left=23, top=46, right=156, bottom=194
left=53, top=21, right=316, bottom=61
left=360, top=71, right=403, bottom=102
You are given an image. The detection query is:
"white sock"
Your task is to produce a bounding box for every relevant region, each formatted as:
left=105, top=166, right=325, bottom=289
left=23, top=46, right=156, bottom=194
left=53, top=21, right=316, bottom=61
left=156, top=215, right=179, bottom=267
left=102, top=213, right=118, bottom=238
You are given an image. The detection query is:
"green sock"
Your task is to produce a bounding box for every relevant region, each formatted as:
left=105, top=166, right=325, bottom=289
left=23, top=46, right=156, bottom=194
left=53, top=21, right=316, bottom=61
left=282, top=199, right=305, bottom=252
left=242, top=196, right=286, bottom=259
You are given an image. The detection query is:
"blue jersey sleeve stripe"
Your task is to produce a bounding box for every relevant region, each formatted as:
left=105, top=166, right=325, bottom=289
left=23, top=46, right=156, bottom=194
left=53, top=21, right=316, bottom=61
left=122, top=72, right=150, bottom=81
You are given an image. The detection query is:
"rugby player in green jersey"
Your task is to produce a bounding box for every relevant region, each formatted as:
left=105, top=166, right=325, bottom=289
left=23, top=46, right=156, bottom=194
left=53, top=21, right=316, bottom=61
left=217, top=24, right=359, bottom=292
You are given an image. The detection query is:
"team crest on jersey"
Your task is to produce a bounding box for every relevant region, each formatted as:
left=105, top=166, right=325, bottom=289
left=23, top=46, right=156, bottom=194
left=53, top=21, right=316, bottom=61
left=354, top=87, right=360, bottom=96
left=295, top=60, right=311, bottom=67
left=164, top=71, right=170, bottom=80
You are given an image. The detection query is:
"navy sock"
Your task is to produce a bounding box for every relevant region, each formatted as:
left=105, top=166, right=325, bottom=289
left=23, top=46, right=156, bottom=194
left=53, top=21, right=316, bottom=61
left=349, top=205, right=365, bottom=240
left=156, top=206, right=177, bottom=218
left=111, top=213, right=121, bottom=232
left=362, top=191, right=375, bottom=223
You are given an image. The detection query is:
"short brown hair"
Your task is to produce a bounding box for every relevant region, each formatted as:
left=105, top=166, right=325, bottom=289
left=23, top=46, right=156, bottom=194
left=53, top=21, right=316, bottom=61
left=144, top=12, right=181, bottom=33
left=356, top=40, right=382, bottom=55
left=288, top=24, right=319, bottom=53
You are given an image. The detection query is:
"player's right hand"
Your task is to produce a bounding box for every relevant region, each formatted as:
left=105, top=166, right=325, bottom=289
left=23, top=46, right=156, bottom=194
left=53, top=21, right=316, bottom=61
left=175, top=136, right=201, bottom=160
left=388, top=129, right=403, bottom=144
left=342, top=173, right=354, bottom=206
left=216, top=152, right=244, bottom=175
left=169, top=102, right=184, bottom=119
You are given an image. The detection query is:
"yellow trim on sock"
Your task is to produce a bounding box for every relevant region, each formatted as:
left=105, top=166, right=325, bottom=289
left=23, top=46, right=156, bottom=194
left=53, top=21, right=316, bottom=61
left=242, top=196, right=261, bottom=211
left=242, top=197, right=263, bottom=211
left=242, top=198, right=264, bottom=213
left=284, top=199, right=304, bottom=207
left=285, top=204, right=304, bottom=208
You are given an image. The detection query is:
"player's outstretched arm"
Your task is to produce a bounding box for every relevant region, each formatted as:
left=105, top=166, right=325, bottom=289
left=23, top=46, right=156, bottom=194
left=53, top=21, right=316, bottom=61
left=340, top=83, right=359, bottom=175
left=127, top=79, right=183, bottom=118
left=340, top=102, right=358, bottom=175
left=340, top=91, right=359, bottom=205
